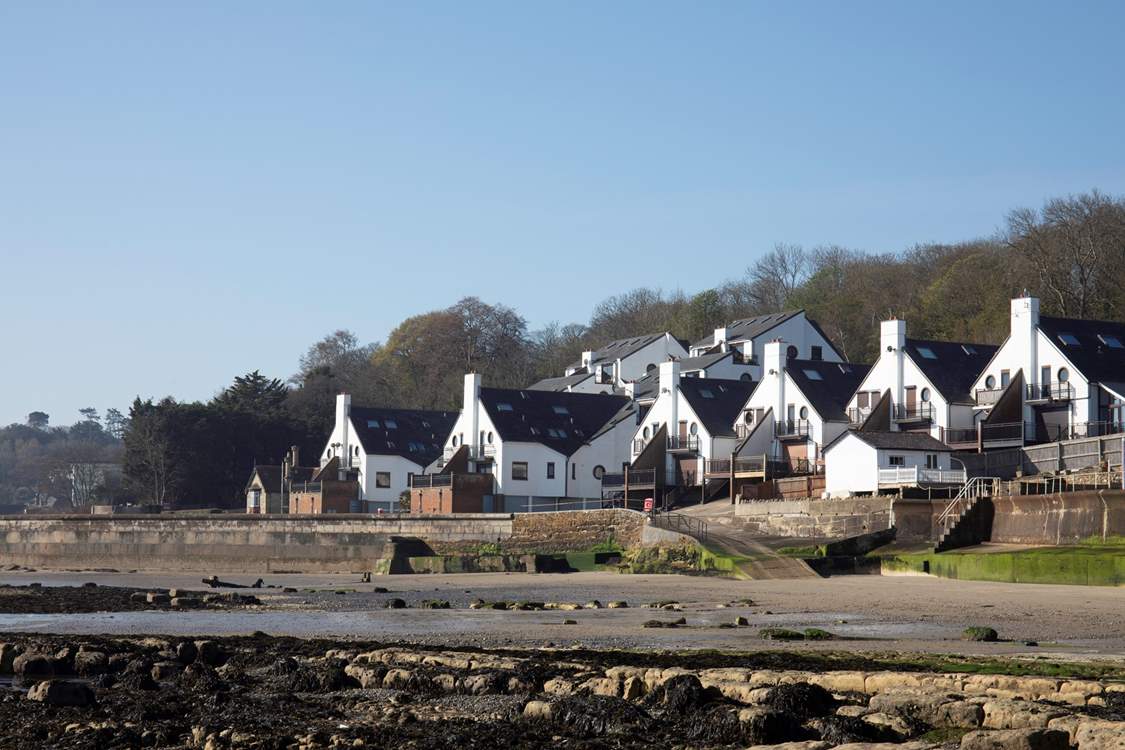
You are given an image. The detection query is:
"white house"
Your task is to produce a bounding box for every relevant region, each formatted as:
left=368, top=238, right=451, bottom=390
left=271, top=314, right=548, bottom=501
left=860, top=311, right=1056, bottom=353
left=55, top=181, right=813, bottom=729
left=440, top=374, right=633, bottom=509
left=845, top=319, right=998, bottom=448
left=321, top=395, right=458, bottom=512
left=736, top=341, right=869, bottom=472
left=556, top=332, right=689, bottom=386
left=626, top=361, right=758, bottom=490
left=970, top=296, right=1125, bottom=444
left=824, top=431, right=962, bottom=497
left=687, top=310, right=843, bottom=379
left=626, top=350, right=756, bottom=405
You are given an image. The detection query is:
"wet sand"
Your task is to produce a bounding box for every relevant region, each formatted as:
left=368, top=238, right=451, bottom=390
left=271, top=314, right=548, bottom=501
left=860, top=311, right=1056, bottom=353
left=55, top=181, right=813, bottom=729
left=1, top=570, right=1122, bottom=659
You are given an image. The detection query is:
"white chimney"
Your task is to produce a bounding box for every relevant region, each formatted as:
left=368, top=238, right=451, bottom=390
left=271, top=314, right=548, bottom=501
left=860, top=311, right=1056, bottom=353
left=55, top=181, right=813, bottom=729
left=581, top=351, right=594, bottom=370
left=624, top=382, right=636, bottom=399
left=463, top=373, right=481, bottom=450
left=880, top=320, right=906, bottom=410
left=659, top=361, right=681, bottom=430
left=764, top=340, right=786, bottom=418
left=1011, top=296, right=1040, bottom=388
left=335, top=393, right=351, bottom=462
left=713, top=326, right=729, bottom=352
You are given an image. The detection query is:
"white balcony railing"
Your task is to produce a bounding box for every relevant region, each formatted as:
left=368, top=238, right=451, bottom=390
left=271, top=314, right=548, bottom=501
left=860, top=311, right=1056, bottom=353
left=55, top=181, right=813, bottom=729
left=877, top=466, right=967, bottom=486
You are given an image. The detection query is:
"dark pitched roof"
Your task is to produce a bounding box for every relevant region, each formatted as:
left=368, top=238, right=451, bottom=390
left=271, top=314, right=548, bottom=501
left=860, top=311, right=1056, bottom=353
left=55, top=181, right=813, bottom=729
left=1037, top=316, right=1125, bottom=384
left=787, top=359, right=871, bottom=422
left=246, top=464, right=316, bottom=493
left=678, top=378, right=758, bottom=437
left=903, top=338, right=999, bottom=405
left=350, top=407, right=459, bottom=465
left=676, top=350, right=736, bottom=372
left=847, top=430, right=951, bottom=452
left=589, top=401, right=645, bottom=442
left=567, top=332, right=670, bottom=371
left=528, top=372, right=595, bottom=392
left=479, top=387, right=630, bottom=456
left=626, top=369, right=660, bottom=402
left=690, top=310, right=802, bottom=350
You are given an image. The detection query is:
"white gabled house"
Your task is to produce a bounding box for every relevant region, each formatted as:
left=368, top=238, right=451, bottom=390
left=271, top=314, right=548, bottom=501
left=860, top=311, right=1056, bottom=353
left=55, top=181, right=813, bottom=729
left=688, top=310, right=843, bottom=380
left=321, top=395, right=458, bottom=512
left=824, top=431, right=962, bottom=497
left=970, top=296, right=1125, bottom=445
left=845, top=320, right=998, bottom=449
left=550, top=332, right=688, bottom=387
left=437, top=374, right=634, bottom=510
left=736, top=341, right=869, bottom=473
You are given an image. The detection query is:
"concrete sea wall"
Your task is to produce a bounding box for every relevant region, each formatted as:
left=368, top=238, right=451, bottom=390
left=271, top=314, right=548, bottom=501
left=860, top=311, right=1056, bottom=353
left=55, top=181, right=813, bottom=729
left=734, top=497, right=893, bottom=538
left=0, top=509, right=649, bottom=574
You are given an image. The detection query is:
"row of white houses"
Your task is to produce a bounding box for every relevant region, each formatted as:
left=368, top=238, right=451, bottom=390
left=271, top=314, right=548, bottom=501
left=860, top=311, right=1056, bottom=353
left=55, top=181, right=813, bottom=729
left=256, top=297, right=1125, bottom=512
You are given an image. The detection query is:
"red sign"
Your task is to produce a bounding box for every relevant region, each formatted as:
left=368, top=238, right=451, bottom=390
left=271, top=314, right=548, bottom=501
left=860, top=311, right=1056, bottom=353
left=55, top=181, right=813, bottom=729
left=643, top=497, right=654, bottom=512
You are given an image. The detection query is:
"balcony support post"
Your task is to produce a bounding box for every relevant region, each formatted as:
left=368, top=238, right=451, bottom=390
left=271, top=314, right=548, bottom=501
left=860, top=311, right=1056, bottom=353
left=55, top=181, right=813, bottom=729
left=624, top=467, right=630, bottom=509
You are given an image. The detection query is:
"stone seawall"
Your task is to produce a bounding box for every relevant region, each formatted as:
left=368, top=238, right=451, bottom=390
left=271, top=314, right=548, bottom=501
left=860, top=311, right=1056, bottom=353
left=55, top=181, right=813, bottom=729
left=0, top=514, right=514, bottom=573
left=0, top=510, right=654, bottom=573
left=734, top=497, right=893, bottom=538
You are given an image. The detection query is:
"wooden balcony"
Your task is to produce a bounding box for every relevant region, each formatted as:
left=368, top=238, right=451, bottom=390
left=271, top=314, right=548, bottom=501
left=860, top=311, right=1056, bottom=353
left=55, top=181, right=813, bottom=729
left=600, top=468, right=656, bottom=489
left=878, top=466, right=966, bottom=487
left=704, top=455, right=769, bottom=478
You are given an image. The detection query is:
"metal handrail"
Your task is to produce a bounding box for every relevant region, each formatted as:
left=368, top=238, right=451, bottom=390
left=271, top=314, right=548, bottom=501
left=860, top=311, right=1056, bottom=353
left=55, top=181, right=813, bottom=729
left=937, top=476, right=999, bottom=526
left=667, top=435, right=700, bottom=451
left=650, top=512, right=708, bottom=543
left=775, top=419, right=810, bottom=438
left=894, top=402, right=935, bottom=421
left=1026, top=382, right=1074, bottom=401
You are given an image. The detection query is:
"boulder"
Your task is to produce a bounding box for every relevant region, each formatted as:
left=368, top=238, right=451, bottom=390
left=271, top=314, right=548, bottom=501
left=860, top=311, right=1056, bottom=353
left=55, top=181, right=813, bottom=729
left=960, top=728, right=1069, bottom=750
left=193, top=641, right=226, bottom=667
left=174, top=641, right=198, bottom=665
left=982, top=699, right=1068, bottom=730
left=743, top=743, right=830, bottom=750
left=0, top=643, right=23, bottom=674
left=151, top=661, right=182, bottom=681
left=522, top=700, right=553, bottom=720
left=27, top=680, right=96, bottom=707
left=146, top=592, right=170, bottom=605
left=73, top=651, right=108, bottom=676
left=13, top=653, right=53, bottom=677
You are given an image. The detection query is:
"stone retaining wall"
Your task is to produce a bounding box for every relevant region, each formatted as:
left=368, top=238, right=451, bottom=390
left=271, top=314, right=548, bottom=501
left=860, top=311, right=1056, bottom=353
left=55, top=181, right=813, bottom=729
left=734, top=497, right=893, bottom=538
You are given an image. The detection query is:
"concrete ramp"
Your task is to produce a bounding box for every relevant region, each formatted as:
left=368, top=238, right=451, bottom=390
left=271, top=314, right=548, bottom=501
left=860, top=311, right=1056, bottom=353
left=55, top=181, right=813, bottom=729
left=703, top=525, right=820, bottom=579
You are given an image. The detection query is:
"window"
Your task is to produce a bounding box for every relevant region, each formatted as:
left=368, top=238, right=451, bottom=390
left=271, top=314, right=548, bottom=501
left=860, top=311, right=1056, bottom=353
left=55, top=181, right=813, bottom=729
left=451, top=435, right=459, bottom=447
left=249, top=489, right=261, bottom=509
left=961, top=344, right=978, bottom=355
left=592, top=465, right=605, bottom=479
left=646, top=363, right=657, bottom=372
left=799, top=406, right=809, bottom=419
left=546, top=462, right=555, bottom=479
left=802, top=369, right=823, bottom=381
left=985, top=375, right=996, bottom=389
left=552, top=405, right=570, bottom=415
left=786, top=345, right=798, bottom=359
left=642, top=426, right=651, bottom=439
left=811, top=345, right=823, bottom=361
left=487, top=431, right=494, bottom=444
left=857, top=392, right=869, bottom=408
left=925, top=454, right=938, bottom=469
left=366, top=419, right=381, bottom=429
left=1000, top=370, right=1010, bottom=388
left=917, top=346, right=937, bottom=360
left=1058, top=367, right=1070, bottom=382
left=571, top=464, right=576, bottom=480
left=888, top=455, right=905, bottom=467
left=384, top=418, right=398, bottom=429
left=511, top=462, right=528, bottom=481
left=1099, top=334, right=1124, bottom=349
left=920, top=388, right=930, bottom=402
left=375, top=472, right=391, bottom=488
left=699, top=388, right=715, bottom=399
left=743, top=411, right=754, bottom=424
left=1058, top=333, right=1081, bottom=347
left=689, top=422, right=698, bottom=435
left=496, top=403, right=514, bottom=412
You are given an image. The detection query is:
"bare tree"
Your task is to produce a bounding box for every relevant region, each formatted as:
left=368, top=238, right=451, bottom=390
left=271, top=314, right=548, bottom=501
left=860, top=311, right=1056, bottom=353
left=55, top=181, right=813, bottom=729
left=746, top=243, right=810, bottom=312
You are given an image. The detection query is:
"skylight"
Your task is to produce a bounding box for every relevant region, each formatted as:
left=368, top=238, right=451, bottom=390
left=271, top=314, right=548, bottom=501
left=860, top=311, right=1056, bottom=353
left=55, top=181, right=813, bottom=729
left=366, top=419, right=381, bottom=429
left=552, top=405, right=570, bottom=415
left=1099, top=334, right=1123, bottom=349
left=917, top=347, right=938, bottom=360
left=496, top=403, right=514, bottom=411
left=961, top=344, right=977, bottom=355
left=699, top=389, right=715, bottom=399
left=384, top=419, right=398, bottom=429
left=803, top=369, right=824, bottom=381
left=1059, top=333, right=1081, bottom=346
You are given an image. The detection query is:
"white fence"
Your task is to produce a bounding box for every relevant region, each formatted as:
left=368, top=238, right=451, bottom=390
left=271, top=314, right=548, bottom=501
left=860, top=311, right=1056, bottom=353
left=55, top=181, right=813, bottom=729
left=878, top=467, right=966, bottom=486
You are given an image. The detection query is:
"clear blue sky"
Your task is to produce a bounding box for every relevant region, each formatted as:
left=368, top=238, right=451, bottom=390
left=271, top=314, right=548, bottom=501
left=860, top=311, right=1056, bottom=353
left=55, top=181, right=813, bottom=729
left=2, top=1, right=1124, bottom=426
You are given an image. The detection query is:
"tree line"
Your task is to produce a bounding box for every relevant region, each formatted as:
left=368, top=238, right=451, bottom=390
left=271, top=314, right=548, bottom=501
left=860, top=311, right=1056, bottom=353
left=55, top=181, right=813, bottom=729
left=49, top=189, right=1125, bottom=509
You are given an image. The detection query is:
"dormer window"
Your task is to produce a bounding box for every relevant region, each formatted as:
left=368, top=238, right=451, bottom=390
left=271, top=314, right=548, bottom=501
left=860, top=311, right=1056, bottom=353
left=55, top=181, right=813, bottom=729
left=1059, top=333, right=1081, bottom=346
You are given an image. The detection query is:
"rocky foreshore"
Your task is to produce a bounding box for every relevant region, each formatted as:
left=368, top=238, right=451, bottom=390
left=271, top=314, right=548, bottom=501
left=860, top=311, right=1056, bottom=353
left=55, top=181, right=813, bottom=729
left=0, top=634, right=1121, bottom=749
